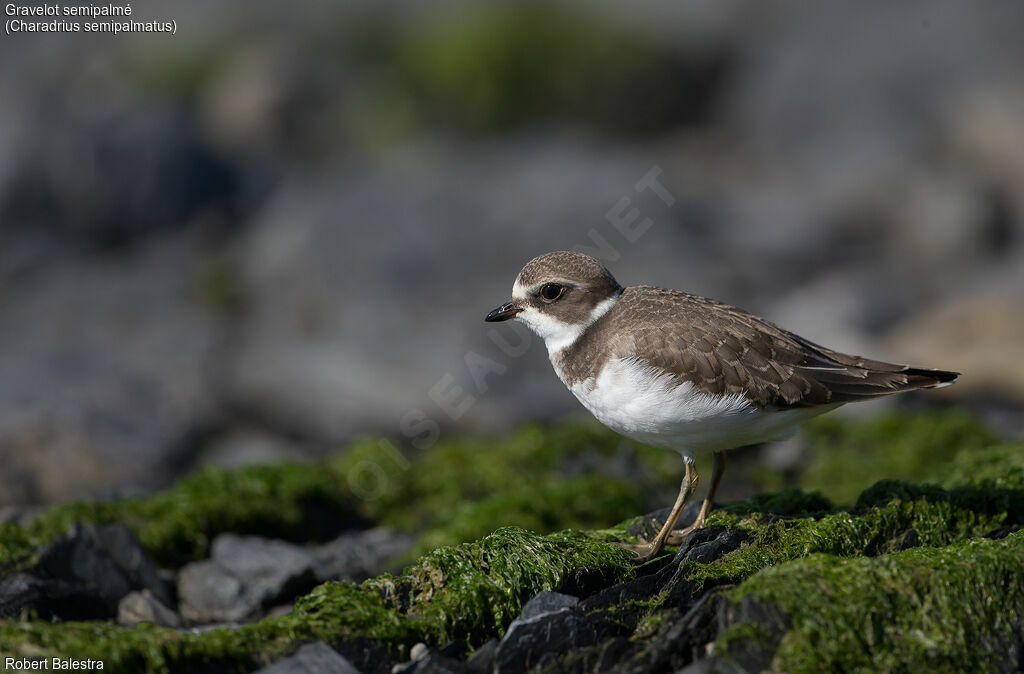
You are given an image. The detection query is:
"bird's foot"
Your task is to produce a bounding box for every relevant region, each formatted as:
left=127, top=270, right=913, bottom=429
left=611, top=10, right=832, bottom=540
left=664, top=519, right=706, bottom=546
left=616, top=540, right=673, bottom=564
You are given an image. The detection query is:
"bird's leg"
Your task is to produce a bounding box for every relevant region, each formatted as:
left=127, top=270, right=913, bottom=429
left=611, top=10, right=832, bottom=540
left=620, top=458, right=698, bottom=563
left=666, top=450, right=726, bottom=545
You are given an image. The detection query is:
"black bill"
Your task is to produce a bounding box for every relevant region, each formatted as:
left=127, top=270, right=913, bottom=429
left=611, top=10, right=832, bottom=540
left=485, top=301, right=521, bottom=322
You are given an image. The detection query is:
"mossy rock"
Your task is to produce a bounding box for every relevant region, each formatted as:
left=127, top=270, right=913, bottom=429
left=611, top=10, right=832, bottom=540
left=0, top=419, right=671, bottom=569
left=2, top=409, right=1022, bottom=672
left=716, top=530, right=1024, bottom=672
left=0, top=528, right=636, bottom=673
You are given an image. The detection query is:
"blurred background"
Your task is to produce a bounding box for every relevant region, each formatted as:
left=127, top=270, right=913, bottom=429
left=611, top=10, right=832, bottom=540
left=1, top=0, right=1023, bottom=509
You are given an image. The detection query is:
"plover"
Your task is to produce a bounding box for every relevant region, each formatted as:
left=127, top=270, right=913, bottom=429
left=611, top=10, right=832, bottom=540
left=486, top=251, right=958, bottom=562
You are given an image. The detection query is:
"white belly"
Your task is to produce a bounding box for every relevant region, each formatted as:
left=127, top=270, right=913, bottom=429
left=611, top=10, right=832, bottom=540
left=558, top=356, right=838, bottom=457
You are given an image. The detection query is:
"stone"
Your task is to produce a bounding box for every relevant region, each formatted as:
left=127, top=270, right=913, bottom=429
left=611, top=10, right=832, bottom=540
left=117, top=589, right=183, bottom=628
left=496, top=603, right=597, bottom=672
left=465, top=639, right=498, bottom=674
left=0, top=230, right=224, bottom=507
left=676, top=529, right=750, bottom=566
left=178, top=534, right=327, bottom=623
left=0, top=523, right=169, bottom=621
left=254, top=641, right=362, bottom=674
left=314, top=528, right=415, bottom=582
left=519, top=590, right=579, bottom=620
left=392, top=647, right=471, bottom=674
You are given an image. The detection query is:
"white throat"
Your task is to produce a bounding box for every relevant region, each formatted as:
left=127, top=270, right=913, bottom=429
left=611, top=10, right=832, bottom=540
left=514, top=292, right=620, bottom=355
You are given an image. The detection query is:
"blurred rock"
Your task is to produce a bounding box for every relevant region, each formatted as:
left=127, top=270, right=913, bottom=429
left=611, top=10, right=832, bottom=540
left=0, top=232, right=224, bottom=507
left=884, top=292, right=1024, bottom=402
left=178, top=534, right=326, bottom=624
left=313, top=528, right=415, bottom=582
left=197, top=428, right=314, bottom=470
left=0, top=106, right=239, bottom=251
left=0, top=523, right=169, bottom=621
left=118, top=589, right=183, bottom=628
left=254, top=642, right=363, bottom=674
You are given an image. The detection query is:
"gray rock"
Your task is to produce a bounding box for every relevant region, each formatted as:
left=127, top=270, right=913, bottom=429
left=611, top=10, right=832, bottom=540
left=520, top=590, right=579, bottom=620
left=253, top=642, right=362, bottom=674
left=0, top=230, right=223, bottom=507
left=118, top=589, right=183, bottom=628
left=313, top=528, right=415, bottom=582
left=465, top=640, right=498, bottom=674
left=178, top=534, right=327, bottom=624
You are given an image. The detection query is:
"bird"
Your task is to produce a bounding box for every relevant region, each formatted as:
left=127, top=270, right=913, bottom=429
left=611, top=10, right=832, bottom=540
left=485, top=251, right=959, bottom=562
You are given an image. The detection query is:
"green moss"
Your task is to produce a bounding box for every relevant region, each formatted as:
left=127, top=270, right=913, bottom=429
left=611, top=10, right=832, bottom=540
left=720, top=488, right=834, bottom=517
left=381, top=4, right=700, bottom=135
left=0, top=527, right=635, bottom=673
left=933, top=441, right=1024, bottom=489
left=335, top=421, right=673, bottom=541
left=413, top=475, right=645, bottom=556
left=4, top=411, right=1018, bottom=671
left=401, top=527, right=635, bottom=644
left=1, top=419, right=669, bottom=567
left=796, top=409, right=999, bottom=504
left=714, top=621, right=777, bottom=656
left=193, top=257, right=244, bottom=316
left=686, top=486, right=1009, bottom=588
left=0, top=463, right=361, bottom=567
left=718, top=531, right=1024, bottom=673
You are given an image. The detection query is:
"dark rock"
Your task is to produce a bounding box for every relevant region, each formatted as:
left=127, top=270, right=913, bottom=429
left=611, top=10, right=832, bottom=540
left=676, top=657, right=747, bottom=674
left=254, top=641, right=362, bottom=674
left=712, top=595, right=792, bottom=674
left=0, top=523, right=169, bottom=621
left=1, top=106, right=240, bottom=247
left=619, top=591, right=722, bottom=674
left=0, top=572, right=101, bottom=621
left=895, top=528, right=922, bottom=551
left=495, top=604, right=597, bottom=672
left=520, top=590, right=579, bottom=620
left=465, top=639, right=498, bottom=674
left=314, top=528, right=415, bottom=582
left=178, top=534, right=327, bottom=623
left=676, top=528, right=750, bottom=566
left=117, top=589, right=183, bottom=628
left=41, top=523, right=171, bottom=603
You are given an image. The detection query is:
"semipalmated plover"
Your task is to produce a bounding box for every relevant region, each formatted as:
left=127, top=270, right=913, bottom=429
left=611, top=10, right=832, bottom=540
left=486, top=251, right=958, bottom=562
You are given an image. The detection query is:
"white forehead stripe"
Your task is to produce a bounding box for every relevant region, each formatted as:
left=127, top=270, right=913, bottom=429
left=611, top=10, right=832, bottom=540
left=512, top=278, right=527, bottom=301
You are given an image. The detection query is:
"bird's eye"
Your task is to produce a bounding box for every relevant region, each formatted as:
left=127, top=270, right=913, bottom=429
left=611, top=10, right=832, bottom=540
left=539, top=283, right=565, bottom=301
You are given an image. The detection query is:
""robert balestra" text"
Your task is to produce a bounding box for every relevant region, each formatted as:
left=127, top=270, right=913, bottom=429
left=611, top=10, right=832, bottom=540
left=4, top=658, right=104, bottom=670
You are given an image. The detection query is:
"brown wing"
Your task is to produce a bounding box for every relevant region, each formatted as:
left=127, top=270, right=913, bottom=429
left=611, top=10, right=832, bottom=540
left=608, top=286, right=958, bottom=409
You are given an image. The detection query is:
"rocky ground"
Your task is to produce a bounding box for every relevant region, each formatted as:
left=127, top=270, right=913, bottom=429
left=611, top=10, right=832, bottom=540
left=1, top=409, right=1022, bottom=673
